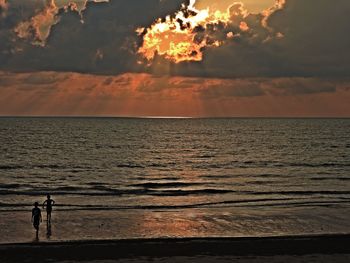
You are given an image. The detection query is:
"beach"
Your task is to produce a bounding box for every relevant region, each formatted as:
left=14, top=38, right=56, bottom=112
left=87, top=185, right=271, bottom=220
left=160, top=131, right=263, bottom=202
left=1, top=207, right=350, bottom=262
left=1, top=235, right=350, bottom=262
left=1, top=0, right=350, bottom=259
left=1, top=118, right=349, bottom=262
left=1, top=206, right=350, bottom=244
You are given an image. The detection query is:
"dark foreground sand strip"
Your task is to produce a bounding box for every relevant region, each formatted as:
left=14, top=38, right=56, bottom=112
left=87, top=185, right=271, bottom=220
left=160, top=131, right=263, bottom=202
left=1, top=234, right=350, bottom=261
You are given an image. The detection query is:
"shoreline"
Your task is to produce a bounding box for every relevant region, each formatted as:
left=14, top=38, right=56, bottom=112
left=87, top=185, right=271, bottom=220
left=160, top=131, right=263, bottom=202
left=1, top=234, right=350, bottom=261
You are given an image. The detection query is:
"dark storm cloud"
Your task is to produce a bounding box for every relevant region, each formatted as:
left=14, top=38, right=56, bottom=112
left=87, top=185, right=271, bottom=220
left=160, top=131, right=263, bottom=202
left=0, top=0, right=349, bottom=82
left=182, top=0, right=350, bottom=78
left=1, top=0, right=188, bottom=74
left=0, top=0, right=47, bottom=65
left=0, top=0, right=50, bottom=36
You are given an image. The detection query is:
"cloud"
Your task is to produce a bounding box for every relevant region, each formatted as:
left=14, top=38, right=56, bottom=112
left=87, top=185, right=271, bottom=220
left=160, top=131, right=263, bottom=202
left=0, top=71, right=349, bottom=117
left=0, top=0, right=349, bottom=81
left=1, top=1, right=349, bottom=117
left=137, top=1, right=284, bottom=64
left=194, top=77, right=341, bottom=99
left=143, top=0, right=350, bottom=79
left=0, top=71, right=70, bottom=89
left=199, top=84, right=266, bottom=98
left=264, top=78, right=337, bottom=96
left=1, top=0, right=188, bottom=74
left=14, top=0, right=110, bottom=46
left=0, top=0, right=8, bottom=18
left=14, top=0, right=60, bottom=46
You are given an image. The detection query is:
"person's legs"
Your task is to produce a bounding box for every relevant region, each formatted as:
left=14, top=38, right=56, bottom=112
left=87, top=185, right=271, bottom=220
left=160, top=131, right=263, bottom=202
left=34, top=220, right=39, bottom=231
left=47, top=211, right=51, bottom=223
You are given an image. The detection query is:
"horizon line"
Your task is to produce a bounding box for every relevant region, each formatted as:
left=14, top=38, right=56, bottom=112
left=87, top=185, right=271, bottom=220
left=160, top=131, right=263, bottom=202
left=0, top=115, right=349, bottom=119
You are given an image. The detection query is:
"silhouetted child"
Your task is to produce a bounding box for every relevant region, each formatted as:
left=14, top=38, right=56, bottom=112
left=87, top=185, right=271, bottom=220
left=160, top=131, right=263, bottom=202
left=32, top=202, right=42, bottom=232
left=43, top=194, right=55, bottom=223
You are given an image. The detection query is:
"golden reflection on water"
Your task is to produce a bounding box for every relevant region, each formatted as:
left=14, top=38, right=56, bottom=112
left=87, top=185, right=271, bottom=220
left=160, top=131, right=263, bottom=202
left=136, top=210, right=211, bottom=238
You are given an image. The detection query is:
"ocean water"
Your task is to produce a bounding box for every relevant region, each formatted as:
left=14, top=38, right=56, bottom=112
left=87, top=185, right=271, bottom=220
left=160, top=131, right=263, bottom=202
left=0, top=117, right=350, bottom=241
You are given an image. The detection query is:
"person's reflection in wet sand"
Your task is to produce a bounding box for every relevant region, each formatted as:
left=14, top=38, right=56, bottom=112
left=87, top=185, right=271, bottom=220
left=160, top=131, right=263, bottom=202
left=33, top=229, right=39, bottom=242
left=46, top=221, right=52, bottom=239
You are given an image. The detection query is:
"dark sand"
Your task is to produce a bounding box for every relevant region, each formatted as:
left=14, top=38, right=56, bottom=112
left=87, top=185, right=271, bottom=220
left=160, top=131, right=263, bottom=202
left=1, top=234, right=350, bottom=262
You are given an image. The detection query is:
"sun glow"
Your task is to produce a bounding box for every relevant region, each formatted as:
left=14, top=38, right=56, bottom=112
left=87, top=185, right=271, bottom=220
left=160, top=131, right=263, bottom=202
left=137, top=0, right=239, bottom=64
left=137, top=0, right=287, bottom=64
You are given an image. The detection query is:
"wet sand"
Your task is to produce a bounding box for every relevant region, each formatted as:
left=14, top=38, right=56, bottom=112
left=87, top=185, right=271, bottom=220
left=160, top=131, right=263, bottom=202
left=1, top=234, right=350, bottom=262
left=1, top=206, right=350, bottom=244
left=1, top=207, right=349, bottom=262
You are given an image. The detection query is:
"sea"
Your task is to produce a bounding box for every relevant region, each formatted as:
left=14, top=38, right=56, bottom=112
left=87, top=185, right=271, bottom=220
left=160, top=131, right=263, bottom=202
left=0, top=117, right=350, bottom=242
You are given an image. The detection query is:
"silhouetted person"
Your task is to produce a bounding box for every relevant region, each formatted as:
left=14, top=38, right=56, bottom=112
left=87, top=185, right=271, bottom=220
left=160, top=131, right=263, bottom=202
left=43, top=194, right=55, bottom=223
left=32, top=202, right=42, bottom=234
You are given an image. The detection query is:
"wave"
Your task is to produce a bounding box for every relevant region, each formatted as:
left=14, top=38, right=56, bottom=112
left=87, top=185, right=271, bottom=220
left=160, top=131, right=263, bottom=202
left=288, top=162, right=350, bottom=168
left=0, top=165, right=24, bottom=170
left=0, top=183, right=24, bottom=189
left=130, top=182, right=202, bottom=188
left=116, top=164, right=145, bottom=168
left=1, top=161, right=349, bottom=172
left=0, top=188, right=233, bottom=196
left=136, top=177, right=182, bottom=181
left=309, top=177, right=350, bottom=181
left=198, top=174, right=290, bottom=180
left=1, top=186, right=350, bottom=198
left=147, top=189, right=234, bottom=196
left=249, top=190, right=350, bottom=196
left=195, top=154, right=216, bottom=159
left=1, top=198, right=350, bottom=212
left=0, top=164, right=98, bottom=171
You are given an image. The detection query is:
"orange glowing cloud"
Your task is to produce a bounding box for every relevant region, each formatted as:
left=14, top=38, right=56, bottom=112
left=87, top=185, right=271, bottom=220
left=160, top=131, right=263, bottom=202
left=261, top=0, right=286, bottom=28
left=137, top=0, right=236, bottom=63
left=14, top=0, right=109, bottom=46
left=137, top=0, right=285, bottom=64
left=0, top=0, right=7, bottom=9
left=15, top=0, right=59, bottom=46
left=0, top=0, right=8, bottom=18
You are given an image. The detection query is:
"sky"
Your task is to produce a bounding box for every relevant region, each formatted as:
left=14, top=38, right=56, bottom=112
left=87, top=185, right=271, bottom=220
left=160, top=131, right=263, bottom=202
left=0, top=0, right=349, bottom=117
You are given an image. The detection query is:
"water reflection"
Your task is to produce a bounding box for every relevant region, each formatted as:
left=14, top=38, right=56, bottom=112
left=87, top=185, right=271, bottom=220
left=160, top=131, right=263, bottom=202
left=46, top=222, right=52, bottom=239
left=136, top=210, right=212, bottom=238
left=33, top=229, right=39, bottom=242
